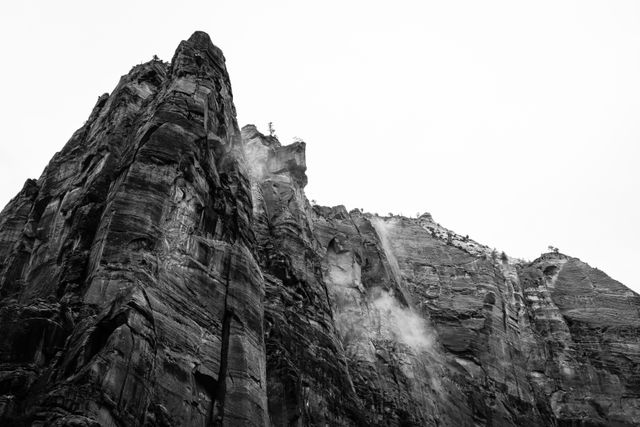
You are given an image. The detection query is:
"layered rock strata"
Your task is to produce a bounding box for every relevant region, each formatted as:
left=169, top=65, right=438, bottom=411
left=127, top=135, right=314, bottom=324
left=0, top=32, right=266, bottom=426
left=0, top=32, right=638, bottom=426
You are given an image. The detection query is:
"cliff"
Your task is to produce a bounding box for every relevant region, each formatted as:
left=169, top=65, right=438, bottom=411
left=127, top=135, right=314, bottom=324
left=0, top=32, right=638, bottom=426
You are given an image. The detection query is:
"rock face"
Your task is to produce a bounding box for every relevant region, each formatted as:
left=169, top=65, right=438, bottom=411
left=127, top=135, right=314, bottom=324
left=0, top=32, right=266, bottom=426
left=0, top=32, right=639, bottom=426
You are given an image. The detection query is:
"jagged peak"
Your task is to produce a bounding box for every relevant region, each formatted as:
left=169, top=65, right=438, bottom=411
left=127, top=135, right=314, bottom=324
left=241, top=124, right=307, bottom=187
left=241, top=124, right=281, bottom=148
left=187, top=31, right=218, bottom=51
left=170, top=30, right=227, bottom=78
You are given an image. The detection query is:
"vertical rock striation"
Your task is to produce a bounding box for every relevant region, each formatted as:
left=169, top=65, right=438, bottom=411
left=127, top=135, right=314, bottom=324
left=0, top=32, right=639, bottom=426
left=0, top=32, right=267, bottom=426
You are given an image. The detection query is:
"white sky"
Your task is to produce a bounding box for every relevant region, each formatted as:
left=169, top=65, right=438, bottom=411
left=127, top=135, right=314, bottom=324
left=1, top=1, right=639, bottom=292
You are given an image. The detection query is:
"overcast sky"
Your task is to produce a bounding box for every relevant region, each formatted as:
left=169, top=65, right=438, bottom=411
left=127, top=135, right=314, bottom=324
left=1, top=1, right=639, bottom=292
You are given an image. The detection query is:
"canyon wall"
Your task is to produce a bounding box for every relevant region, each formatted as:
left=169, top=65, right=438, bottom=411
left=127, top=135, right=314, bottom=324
left=0, top=32, right=638, bottom=426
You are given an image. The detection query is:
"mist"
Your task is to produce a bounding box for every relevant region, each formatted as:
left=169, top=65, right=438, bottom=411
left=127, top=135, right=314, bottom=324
left=369, top=289, right=434, bottom=353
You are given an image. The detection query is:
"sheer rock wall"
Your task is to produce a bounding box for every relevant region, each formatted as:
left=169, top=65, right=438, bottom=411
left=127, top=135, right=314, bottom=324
left=0, top=32, right=638, bottom=426
left=0, top=32, right=267, bottom=427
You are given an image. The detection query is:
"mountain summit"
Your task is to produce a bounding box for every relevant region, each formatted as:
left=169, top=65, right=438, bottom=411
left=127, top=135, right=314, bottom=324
left=0, top=32, right=638, bottom=426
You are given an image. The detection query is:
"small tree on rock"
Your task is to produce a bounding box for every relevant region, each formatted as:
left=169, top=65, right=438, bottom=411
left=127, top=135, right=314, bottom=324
left=268, top=122, right=277, bottom=138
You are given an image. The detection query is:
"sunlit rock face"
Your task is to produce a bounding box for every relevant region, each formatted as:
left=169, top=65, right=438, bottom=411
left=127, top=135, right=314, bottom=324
left=0, top=32, right=639, bottom=426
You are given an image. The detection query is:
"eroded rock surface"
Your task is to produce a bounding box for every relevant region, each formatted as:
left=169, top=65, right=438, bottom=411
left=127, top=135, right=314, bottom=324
left=0, top=32, right=266, bottom=427
left=0, top=32, right=639, bottom=426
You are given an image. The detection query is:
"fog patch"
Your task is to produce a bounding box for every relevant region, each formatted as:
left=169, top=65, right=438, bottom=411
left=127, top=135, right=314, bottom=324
left=369, top=289, right=434, bottom=353
left=242, top=138, right=270, bottom=182
left=323, top=221, right=435, bottom=356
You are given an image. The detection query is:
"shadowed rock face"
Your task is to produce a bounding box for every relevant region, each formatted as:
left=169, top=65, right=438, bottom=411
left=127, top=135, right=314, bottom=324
left=0, top=32, right=639, bottom=426
left=0, top=32, right=267, bottom=427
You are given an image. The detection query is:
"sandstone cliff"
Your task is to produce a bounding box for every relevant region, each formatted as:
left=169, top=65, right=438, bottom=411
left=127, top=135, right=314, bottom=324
left=0, top=32, right=638, bottom=426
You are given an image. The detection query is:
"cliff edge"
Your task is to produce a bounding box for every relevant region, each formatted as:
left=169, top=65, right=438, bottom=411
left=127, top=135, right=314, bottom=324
left=0, top=32, right=638, bottom=427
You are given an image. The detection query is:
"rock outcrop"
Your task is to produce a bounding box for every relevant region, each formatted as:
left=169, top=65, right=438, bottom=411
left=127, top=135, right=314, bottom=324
left=0, top=32, right=638, bottom=426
